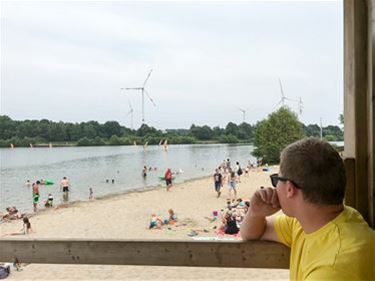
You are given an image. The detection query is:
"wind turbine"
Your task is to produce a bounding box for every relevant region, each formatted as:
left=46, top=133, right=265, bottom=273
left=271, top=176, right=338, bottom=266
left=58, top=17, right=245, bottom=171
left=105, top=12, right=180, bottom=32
left=298, top=97, right=304, bottom=115
left=274, top=78, right=297, bottom=109
left=127, top=100, right=134, bottom=130
left=237, top=107, right=248, bottom=123
left=122, top=69, right=156, bottom=124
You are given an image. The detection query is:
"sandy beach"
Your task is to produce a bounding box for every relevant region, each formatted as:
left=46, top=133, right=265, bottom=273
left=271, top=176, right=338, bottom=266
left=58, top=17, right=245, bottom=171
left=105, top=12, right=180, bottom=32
left=0, top=167, right=289, bottom=280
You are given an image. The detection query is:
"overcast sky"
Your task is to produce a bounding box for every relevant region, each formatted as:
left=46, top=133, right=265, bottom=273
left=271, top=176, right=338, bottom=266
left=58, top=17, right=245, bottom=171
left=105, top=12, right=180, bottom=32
left=1, top=0, right=343, bottom=129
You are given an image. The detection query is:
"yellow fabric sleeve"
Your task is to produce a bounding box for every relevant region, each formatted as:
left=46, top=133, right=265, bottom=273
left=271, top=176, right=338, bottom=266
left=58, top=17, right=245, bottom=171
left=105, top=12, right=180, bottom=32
left=274, top=214, right=295, bottom=247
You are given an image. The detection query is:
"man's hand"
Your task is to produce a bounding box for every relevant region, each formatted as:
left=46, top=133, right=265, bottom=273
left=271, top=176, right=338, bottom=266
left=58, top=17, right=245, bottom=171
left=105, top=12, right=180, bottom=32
left=241, top=187, right=281, bottom=241
left=250, top=187, right=281, bottom=217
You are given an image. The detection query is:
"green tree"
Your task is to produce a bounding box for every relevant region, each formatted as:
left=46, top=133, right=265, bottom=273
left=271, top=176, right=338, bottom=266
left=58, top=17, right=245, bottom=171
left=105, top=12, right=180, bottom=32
left=238, top=122, right=254, bottom=140
left=252, top=107, right=305, bottom=164
left=102, top=121, right=122, bottom=138
left=77, top=137, right=92, bottom=146
left=339, top=114, right=344, bottom=126
left=109, top=135, right=122, bottom=145
left=190, top=125, right=213, bottom=140
left=136, top=124, right=159, bottom=137
left=225, top=122, right=239, bottom=136
left=304, top=124, right=321, bottom=138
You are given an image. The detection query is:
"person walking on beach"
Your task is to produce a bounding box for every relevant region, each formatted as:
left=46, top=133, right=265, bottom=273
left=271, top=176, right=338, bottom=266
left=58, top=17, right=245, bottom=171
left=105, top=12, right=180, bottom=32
left=60, top=177, right=70, bottom=202
left=32, top=181, right=40, bottom=212
left=165, top=168, right=173, bottom=191
left=213, top=168, right=222, bottom=198
left=226, top=158, right=231, bottom=172
left=240, top=138, right=375, bottom=280
left=89, top=188, right=94, bottom=200
left=228, top=171, right=237, bottom=201
left=235, top=161, right=243, bottom=183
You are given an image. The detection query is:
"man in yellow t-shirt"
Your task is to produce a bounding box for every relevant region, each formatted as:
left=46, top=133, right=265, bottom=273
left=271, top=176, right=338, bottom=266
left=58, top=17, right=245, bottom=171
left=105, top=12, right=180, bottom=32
left=240, top=138, right=375, bottom=280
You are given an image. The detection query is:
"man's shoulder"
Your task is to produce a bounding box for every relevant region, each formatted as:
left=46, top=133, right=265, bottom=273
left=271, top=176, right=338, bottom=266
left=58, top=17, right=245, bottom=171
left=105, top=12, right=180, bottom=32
left=335, top=206, right=375, bottom=246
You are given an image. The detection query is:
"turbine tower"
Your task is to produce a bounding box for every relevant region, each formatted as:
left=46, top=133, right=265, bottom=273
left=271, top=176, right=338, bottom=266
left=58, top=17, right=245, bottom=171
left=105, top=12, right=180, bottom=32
left=127, top=100, right=134, bottom=130
left=298, top=97, right=303, bottom=115
left=237, top=107, right=248, bottom=123
left=122, top=69, right=156, bottom=124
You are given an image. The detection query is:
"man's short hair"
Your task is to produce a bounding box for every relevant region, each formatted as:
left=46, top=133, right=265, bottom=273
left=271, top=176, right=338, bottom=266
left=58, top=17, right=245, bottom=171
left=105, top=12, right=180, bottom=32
left=280, top=137, right=346, bottom=205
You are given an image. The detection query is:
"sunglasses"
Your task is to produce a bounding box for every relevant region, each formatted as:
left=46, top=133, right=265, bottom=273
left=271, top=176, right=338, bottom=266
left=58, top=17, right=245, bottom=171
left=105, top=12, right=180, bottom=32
left=270, top=173, right=301, bottom=189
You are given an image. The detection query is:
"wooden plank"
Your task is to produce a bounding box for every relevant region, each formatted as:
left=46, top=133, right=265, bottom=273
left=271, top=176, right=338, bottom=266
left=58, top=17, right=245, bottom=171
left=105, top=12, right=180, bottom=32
left=368, top=0, right=375, bottom=228
left=0, top=239, right=290, bottom=269
left=344, top=157, right=356, bottom=207
left=344, top=0, right=370, bottom=221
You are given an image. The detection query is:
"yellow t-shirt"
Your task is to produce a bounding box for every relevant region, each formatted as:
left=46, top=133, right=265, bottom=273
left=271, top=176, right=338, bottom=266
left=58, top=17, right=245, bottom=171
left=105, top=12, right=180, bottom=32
left=274, top=206, right=375, bottom=281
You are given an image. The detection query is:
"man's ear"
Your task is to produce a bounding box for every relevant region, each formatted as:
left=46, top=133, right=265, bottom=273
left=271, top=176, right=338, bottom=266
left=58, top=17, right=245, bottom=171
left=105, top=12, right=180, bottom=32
left=286, top=181, right=298, bottom=198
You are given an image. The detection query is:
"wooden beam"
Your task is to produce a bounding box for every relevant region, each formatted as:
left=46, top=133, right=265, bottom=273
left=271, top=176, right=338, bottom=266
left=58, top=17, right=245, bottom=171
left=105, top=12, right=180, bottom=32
left=0, top=239, right=290, bottom=269
left=368, top=0, right=375, bottom=227
left=344, top=157, right=356, bottom=207
left=344, top=0, right=370, bottom=222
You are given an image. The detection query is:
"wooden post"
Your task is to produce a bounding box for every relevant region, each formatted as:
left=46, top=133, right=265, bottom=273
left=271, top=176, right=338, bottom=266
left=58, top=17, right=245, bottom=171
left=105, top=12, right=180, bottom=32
left=344, top=0, right=370, bottom=223
left=368, top=0, right=375, bottom=227
left=344, top=157, right=356, bottom=207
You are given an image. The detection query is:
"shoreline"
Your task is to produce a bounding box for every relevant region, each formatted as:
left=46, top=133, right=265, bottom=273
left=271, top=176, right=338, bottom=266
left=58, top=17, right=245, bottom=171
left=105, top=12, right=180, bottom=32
left=0, top=166, right=289, bottom=280
left=18, top=174, right=215, bottom=218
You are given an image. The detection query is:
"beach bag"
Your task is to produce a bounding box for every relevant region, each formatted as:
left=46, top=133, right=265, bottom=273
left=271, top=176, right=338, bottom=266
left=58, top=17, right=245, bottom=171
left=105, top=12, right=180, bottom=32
left=0, top=265, right=10, bottom=279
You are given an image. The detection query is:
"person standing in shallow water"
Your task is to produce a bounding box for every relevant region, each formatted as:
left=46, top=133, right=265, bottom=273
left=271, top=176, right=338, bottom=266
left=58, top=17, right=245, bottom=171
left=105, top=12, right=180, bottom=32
left=32, top=181, right=40, bottom=212
left=142, top=166, right=147, bottom=178
left=60, top=177, right=70, bottom=202
left=165, top=168, right=173, bottom=191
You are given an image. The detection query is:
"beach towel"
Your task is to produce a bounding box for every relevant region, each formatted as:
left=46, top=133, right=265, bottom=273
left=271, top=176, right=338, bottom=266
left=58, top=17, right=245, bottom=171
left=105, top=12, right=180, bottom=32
left=192, top=236, right=238, bottom=241
left=215, top=229, right=241, bottom=238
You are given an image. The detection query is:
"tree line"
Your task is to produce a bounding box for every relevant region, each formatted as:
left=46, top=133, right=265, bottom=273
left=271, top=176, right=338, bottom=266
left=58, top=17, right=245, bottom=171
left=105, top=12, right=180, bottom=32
left=0, top=113, right=343, bottom=148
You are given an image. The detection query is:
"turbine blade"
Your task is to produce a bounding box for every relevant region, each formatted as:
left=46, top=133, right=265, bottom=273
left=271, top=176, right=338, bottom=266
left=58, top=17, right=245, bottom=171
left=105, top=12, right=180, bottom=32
left=278, top=78, right=285, bottom=98
left=143, top=69, right=153, bottom=88
left=285, top=97, right=298, bottom=102
left=144, top=89, right=156, bottom=106
left=125, top=87, right=143, bottom=90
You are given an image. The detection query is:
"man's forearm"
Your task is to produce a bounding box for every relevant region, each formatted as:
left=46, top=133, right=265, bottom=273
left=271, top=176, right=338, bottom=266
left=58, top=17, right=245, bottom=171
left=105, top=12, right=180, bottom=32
left=240, top=213, right=267, bottom=240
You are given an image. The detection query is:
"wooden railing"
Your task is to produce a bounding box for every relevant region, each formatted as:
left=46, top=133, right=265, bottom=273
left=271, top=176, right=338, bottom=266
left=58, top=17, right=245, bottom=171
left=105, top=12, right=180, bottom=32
left=0, top=239, right=290, bottom=268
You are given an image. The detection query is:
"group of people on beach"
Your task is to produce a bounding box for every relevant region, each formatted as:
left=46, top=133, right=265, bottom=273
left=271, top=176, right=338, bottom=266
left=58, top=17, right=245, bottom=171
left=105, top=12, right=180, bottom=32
left=0, top=207, right=24, bottom=222
left=1, top=206, right=33, bottom=237
left=212, top=159, right=252, bottom=200
left=219, top=198, right=250, bottom=235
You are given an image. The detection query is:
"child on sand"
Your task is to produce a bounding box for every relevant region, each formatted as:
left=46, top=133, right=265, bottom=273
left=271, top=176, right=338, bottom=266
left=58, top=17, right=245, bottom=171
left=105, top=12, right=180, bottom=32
left=44, top=194, right=53, bottom=208
left=149, top=214, right=163, bottom=229
left=164, top=209, right=178, bottom=225
left=3, top=217, right=34, bottom=236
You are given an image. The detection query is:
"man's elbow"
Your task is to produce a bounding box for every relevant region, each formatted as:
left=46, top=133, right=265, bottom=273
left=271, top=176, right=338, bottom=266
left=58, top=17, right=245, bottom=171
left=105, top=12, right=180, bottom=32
left=240, top=228, right=262, bottom=241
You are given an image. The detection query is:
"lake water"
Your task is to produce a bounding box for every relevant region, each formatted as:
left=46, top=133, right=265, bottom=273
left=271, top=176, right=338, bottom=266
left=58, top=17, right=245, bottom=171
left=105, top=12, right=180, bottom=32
left=0, top=144, right=255, bottom=213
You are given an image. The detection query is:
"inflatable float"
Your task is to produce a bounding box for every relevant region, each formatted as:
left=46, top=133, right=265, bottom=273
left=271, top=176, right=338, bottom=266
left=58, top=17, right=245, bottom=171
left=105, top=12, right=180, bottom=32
left=159, top=176, right=176, bottom=181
